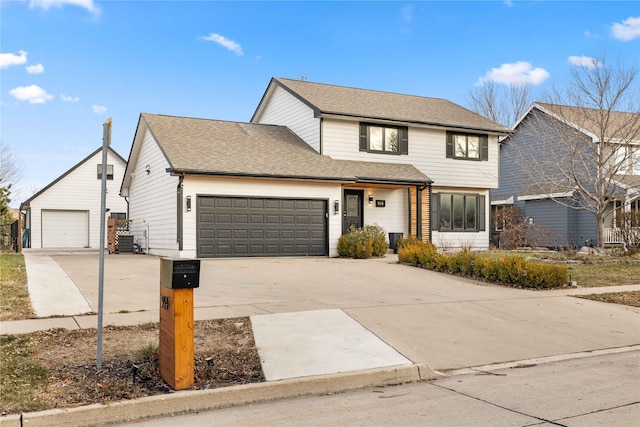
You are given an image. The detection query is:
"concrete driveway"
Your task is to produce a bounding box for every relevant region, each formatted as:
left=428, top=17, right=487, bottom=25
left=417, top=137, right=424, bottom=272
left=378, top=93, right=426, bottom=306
left=44, top=251, right=640, bottom=371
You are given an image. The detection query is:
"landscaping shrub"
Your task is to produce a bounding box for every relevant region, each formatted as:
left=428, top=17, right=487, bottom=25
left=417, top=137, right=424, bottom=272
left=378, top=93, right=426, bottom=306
left=399, top=243, right=568, bottom=289
left=338, top=224, right=388, bottom=259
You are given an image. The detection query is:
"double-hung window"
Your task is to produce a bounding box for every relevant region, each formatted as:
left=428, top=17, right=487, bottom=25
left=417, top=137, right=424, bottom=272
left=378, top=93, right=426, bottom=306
left=97, top=164, right=114, bottom=180
left=359, top=123, right=408, bottom=155
left=431, top=193, right=486, bottom=232
left=446, top=132, right=488, bottom=161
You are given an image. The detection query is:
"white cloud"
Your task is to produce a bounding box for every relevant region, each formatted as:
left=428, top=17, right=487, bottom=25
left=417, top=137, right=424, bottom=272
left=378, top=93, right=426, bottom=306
left=9, top=85, right=54, bottom=104
left=568, top=55, right=600, bottom=68
left=61, top=94, right=80, bottom=102
left=611, top=16, right=640, bottom=41
left=583, top=30, right=600, bottom=39
left=401, top=5, right=414, bottom=23
left=29, top=0, right=101, bottom=15
left=0, top=50, right=28, bottom=68
left=201, top=33, right=244, bottom=56
left=92, top=105, right=107, bottom=114
left=477, top=61, right=550, bottom=86
left=26, top=63, right=45, bottom=74
left=503, top=0, right=514, bottom=7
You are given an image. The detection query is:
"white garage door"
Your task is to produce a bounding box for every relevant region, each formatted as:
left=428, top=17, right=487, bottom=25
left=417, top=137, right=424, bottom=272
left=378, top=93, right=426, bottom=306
left=42, top=210, right=89, bottom=248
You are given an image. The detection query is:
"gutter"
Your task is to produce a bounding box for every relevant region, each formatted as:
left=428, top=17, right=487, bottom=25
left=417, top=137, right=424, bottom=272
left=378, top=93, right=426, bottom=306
left=166, top=169, right=432, bottom=188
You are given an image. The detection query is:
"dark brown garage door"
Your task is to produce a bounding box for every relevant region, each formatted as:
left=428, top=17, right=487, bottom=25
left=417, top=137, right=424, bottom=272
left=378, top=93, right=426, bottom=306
left=197, top=196, right=328, bottom=258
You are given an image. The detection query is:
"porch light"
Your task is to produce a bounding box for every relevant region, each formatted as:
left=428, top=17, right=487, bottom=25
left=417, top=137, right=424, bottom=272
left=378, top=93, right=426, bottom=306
left=368, top=194, right=374, bottom=204
left=334, top=200, right=339, bottom=215
left=186, top=196, right=192, bottom=212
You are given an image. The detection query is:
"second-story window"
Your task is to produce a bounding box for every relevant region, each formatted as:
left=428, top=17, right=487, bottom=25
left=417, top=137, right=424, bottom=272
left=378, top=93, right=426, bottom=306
left=446, top=132, right=488, bottom=161
left=359, top=123, right=408, bottom=155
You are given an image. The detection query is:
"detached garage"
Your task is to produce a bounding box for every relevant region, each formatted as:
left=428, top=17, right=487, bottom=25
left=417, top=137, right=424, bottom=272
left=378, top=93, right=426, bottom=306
left=197, top=196, right=327, bottom=257
left=20, top=147, right=128, bottom=249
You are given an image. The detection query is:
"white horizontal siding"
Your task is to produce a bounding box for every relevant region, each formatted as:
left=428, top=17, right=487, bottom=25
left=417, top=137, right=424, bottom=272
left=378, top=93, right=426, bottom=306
left=181, top=176, right=344, bottom=258
left=360, top=188, right=409, bottom=237
left=255, top=85, right=321, bottom=152
left=321, top=119, right=500, bottom=189
left=28, top=149, right=127, bottom=249
left=127, top=128, right=179, bottom=255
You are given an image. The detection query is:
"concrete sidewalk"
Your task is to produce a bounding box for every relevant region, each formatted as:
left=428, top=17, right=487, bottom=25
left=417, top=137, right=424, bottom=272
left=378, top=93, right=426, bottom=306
left=1, top=250, right=639, bottom=426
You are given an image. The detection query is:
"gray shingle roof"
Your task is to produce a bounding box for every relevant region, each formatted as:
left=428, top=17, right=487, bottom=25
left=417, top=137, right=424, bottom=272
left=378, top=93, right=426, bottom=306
left=534, top=103, right=640, bottom=142
left=264, top=78, right=511, bottom=134
left=141, top=113, right=431, bottom=185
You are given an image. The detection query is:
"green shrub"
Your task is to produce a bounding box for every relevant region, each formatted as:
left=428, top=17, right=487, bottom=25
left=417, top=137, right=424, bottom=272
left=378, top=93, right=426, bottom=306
left=399, top=242, right=568, bottom=289
left=338, top=224, right=389, bottom=259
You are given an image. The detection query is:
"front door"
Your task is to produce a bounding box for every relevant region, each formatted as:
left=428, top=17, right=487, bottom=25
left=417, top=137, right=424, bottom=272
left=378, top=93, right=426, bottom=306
left=343, top=190, right=364, bottom=234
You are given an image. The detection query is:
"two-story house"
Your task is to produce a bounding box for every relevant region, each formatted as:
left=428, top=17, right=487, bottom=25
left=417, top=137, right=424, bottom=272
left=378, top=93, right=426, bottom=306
left=120, top=78, right=510, bottom=258
left=492, top=102, right=640, bottom=248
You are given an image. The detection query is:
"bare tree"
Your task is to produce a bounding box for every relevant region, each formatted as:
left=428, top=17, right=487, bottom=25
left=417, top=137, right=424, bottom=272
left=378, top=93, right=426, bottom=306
left=0, top=139, right=25, bottom=216
left=510, top=59, right=640, bottom=249
left=467, top=80, right=531, bottom=127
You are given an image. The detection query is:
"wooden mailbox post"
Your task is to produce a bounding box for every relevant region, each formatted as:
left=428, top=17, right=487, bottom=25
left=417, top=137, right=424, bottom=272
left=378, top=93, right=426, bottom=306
left=159, top=258, right=200, bottom=390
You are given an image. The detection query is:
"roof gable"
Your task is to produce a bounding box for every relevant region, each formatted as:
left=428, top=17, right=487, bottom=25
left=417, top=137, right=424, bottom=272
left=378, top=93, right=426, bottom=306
left=132, top=113, right=431, bottom=186
left=253, top=77, right=511, bottom=134
left=512, top=102, right=640, bottom=143
left=20, top=146, right=125, bottom=209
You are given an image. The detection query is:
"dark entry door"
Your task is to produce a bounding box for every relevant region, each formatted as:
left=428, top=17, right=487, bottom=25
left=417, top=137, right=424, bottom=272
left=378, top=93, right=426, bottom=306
left=343, top=190, right=363, bottom=234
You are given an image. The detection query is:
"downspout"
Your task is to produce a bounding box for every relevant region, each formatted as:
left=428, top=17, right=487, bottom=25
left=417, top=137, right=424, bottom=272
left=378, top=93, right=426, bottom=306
left=177, top=175, right=184, bottom=251
left=416, top=186, right=422, bottom=240
left=319, top=118, right=324, bottom=155
left=124, top=196, right=130, bottom=220
left=407, top=188, right=412, bottom=237
left=428, top=184, right=433, bottom=243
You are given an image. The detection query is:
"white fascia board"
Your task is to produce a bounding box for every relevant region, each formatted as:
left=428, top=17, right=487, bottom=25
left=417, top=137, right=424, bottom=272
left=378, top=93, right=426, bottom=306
left=491, top=196, right=514, bottom=205
left=518, top=191, right=574, bottom=201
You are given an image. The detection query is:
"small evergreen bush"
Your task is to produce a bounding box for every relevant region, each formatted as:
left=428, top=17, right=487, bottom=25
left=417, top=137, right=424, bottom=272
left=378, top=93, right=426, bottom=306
left=338, top=224, right=389, bottom=259
left=399, top=242, right=568, bottom=289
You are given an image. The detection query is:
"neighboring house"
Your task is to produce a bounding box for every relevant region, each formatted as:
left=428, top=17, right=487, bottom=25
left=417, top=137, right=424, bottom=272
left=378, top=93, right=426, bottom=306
left=492, top=102, right=640, bottom=248
left=20, top=147, right=128, bottom=249
left=121, top=78, right=510, bottom=258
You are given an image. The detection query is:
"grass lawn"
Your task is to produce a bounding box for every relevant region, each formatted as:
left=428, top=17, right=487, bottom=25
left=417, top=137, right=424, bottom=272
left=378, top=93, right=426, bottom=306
left=0, top=253, right=34, bottom=321
left=569, top=263, right=640, bottom=287
left=0, top=334, right=49, bottom=414
left=577, top=291, right=640, bottom=307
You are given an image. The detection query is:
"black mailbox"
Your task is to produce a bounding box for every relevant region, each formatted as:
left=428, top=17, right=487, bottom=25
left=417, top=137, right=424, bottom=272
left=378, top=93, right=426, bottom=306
left=161, top=258, right=200, bottom=289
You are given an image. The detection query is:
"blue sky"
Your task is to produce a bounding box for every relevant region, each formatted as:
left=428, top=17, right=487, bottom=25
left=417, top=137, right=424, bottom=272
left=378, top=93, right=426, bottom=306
left=1, top=0, right=639, bottom=205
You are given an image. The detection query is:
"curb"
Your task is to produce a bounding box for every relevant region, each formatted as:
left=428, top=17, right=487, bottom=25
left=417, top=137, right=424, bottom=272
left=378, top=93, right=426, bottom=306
left=1, top=364, right=439, bottom=427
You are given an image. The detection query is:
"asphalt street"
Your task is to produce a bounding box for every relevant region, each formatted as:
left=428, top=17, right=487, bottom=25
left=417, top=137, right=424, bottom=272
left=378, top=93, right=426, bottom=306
left=126, top=350, right=640, bottom=426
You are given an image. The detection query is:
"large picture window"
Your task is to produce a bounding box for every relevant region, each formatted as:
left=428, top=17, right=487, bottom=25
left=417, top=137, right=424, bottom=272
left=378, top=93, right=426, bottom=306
left=359, top=123, right=408, bottom=155
left=446, top=132, right=488, bottom=161
left=432, top=193, right=486, bottom=232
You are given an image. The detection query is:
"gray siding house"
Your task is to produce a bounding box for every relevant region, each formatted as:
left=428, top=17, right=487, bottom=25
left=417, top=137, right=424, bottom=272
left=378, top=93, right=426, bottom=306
left=492, top=103, right=640, bottom=248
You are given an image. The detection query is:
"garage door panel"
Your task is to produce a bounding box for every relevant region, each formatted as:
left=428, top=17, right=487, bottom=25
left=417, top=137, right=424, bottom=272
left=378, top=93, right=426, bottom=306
left=42, top=210, right=89, bottom=248
left=197, top=196, right=327, bottom=258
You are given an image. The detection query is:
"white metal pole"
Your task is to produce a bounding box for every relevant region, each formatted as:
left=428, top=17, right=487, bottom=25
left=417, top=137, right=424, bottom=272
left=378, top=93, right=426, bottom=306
left=97, top=118, right=111, bottom=369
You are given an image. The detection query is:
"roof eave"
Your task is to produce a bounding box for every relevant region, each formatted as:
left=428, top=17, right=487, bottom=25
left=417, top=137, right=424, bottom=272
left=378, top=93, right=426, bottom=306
left=318, top=112, right=512, bottom=136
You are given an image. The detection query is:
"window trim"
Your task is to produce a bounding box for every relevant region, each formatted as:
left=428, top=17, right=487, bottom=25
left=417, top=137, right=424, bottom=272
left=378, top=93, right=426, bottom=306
left=446, top=132, right=488, bottom=161
left=431, top=192, right=486, bottom=232
left=97, top=164, right=114, bottom=180
left=359, top=123, right=408, bottom=155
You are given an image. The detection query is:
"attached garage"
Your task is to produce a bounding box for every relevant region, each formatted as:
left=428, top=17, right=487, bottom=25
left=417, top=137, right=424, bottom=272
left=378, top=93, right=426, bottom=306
left=41, top=210, right=89, bottom=248
left=197, top=196, right=327, bottom=258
